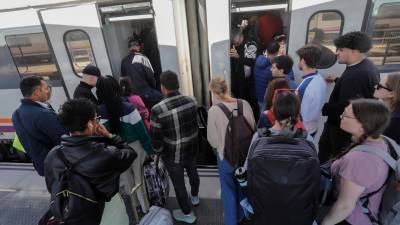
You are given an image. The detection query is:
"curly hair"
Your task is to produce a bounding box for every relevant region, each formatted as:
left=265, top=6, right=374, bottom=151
left=334, top=31, right=372, bottom=53
left=58, top=98, right=96, bottom=132
left=209, top=77, right=229, bottom=97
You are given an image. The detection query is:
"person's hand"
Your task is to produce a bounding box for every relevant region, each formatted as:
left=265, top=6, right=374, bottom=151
left=230, top=46, right=239, bottom=58
left=325, top=74, right=337, bottom=83
left=95, top=123, right=112, bottom=139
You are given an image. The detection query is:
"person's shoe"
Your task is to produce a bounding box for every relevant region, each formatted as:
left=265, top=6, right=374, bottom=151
left=191, top=195, right=200, bottom=206
left=172, top=209, right=196, bottom=224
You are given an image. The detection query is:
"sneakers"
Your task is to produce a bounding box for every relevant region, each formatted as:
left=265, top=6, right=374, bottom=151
left=191, top=195, right=200, bottom=206
left=172, top=209, right=197, bottom=224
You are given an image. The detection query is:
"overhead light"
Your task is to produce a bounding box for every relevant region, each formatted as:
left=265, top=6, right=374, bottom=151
left=107, top=14, right=153, bottom=22
left=232, top=4, right=287, bottom=13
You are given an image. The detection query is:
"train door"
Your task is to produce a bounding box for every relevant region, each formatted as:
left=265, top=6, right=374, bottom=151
left=0, top=9, right=68, bottom=140
left=98, top=1, right=164, bottom=87
left=39, top=3, right=113, bottom=98
left=288, top=0, right=369, bottom=79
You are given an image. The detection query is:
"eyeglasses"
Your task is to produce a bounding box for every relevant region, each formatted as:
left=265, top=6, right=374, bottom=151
left=375, top=83, right=392, bottom=92
left=340, top=113, right=356, bottom=120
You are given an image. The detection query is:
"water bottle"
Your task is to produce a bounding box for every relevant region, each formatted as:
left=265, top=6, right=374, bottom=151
left=235, top=167, right=248, bottom=195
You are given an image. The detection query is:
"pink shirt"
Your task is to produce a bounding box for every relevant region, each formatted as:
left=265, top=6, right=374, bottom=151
left=126, top=95, right=150, bottom=130
left=331, top=140, right=389, bottom=225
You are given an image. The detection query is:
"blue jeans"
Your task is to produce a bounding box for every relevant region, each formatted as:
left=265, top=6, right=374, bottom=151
left=218, top=158, right=244, bottom=225
left=258, top=101, right=265, bottom=115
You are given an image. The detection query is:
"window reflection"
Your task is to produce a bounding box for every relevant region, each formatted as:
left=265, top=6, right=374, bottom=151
left=367, top=2, right=400, bottom=67
left=64, top=30, right=96, bottom=76
left=307, top=11, right=343, bottom=68
left=5, top=33, right=60, bottom=80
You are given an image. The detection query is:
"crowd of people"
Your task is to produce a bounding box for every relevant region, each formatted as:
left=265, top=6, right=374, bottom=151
left=11, top=29, right=400, bottom=225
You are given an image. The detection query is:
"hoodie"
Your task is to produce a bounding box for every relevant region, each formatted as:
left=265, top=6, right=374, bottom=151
left=253, top=55, right=273, bottom=102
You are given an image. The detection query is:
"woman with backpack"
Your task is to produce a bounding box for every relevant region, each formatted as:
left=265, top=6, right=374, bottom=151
left=374, top=72, right=400, bottom=144
left=97, top=75, right=153, bottom=225
left=246, top=90, right=319, bottom=225
left=207, top=77, right=255, bottom=225
left=321, top=99, right=391, bottom=225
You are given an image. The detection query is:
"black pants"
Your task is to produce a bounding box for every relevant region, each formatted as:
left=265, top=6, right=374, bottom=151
left=164, top=154, right=200, bottom=214
left=337, top=220, right=351, bottom=225
left=318, top=122, right=352, bottom=163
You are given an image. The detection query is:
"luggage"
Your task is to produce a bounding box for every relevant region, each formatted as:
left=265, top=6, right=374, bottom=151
left=138, top=206, right=173, bottom=225
left=143, top=155, right=169, bottom=207
left=217, top=99, right=254, bottom=168
left=247, top=128, right=320, bottom=225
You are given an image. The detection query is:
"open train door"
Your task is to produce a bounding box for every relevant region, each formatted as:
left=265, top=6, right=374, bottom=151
left=288, top=0, right=369, bottom=79
left=39, top=3, right=113, bottom=98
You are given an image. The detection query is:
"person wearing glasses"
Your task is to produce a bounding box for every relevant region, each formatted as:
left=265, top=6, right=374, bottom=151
left=321, top=99, right=390, bottom=225
left=96, top=75, right=153, bottom=225
left=44, top=98, right=137, bottom=225
left=374, top=72, right=400, bottom=144
left=319, top=31, right=379, bottom=164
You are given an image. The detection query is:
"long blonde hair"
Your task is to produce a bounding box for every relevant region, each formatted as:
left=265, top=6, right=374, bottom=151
left=209, top=77, right=229, bottom=97
left=386, top=72, right=400, bottom=113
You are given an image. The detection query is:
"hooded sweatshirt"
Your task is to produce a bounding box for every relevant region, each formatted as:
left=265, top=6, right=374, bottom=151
left=253, top=55, right=273, bottom=102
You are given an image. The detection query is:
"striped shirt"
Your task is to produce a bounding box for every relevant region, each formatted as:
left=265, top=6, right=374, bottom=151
left=150, top=91, right=198, bottom=163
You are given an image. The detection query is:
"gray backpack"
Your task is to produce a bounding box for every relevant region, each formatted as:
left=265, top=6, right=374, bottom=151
left=353, top=136, right=400, bottom=225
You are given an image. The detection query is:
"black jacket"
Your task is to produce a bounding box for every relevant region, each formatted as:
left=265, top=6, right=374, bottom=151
left=322, top=58, right=379, bottom=126
left=73, top=81, right=98, bottom=105
left=44, top=135, right=137, bottom=225
left=121, top=52, right=156, bottom=93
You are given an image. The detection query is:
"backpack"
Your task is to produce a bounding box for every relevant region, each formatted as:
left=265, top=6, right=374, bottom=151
left=143, top=155, right=169, bottom=207
left=217, top=99, right=254, bottom=168
left=247, top=128, right=320, bottom=225
left=50, top=147, right=103, bottom=225
left=352, top=136, right=400, bottom=225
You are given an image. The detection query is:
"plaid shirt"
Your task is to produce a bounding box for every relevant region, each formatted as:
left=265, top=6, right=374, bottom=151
left=150, top=92, right=198, bottom=163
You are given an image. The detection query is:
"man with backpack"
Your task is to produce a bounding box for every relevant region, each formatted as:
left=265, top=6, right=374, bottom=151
left=150, top=71, right=199, bottom=224
left=44, top=99, right=137, bottom=225
left=246, top=91, right=319, bottom=225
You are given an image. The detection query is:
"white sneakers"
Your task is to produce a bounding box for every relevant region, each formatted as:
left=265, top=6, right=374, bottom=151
left=172, top=209, right=197, bottom=224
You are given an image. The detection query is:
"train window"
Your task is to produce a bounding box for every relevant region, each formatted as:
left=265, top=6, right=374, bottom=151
left=64, top=30, right=96, bottom=77
left=306, top=11, right=344, bottom=69
left=5, top=33, right=61, bottom=80
left=366, top=2, right=400, bottom=70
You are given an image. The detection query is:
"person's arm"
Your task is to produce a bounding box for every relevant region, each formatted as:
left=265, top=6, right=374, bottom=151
left=207, top=108, right=221, bottom=149
left=322, top=77, right=363, bottom=117
left=150, top=108, right=164, bottom=153
left=321, top=177, right=365, bottom=225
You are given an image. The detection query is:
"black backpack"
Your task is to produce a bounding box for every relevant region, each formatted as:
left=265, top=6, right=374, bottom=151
left=247, top=128, right=320, bottom=225
left=50, top=147, right=103, bottom=225
left=217, top=99, right=254, bottom=168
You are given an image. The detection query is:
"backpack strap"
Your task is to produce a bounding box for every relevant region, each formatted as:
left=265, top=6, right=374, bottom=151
left=56, top=146, right=100, bottom=171
left=352, top=141, right=397, bottom=171
left=217, top=102, right=233, bottom=119
left=237, top=99, right=243, bottom=116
